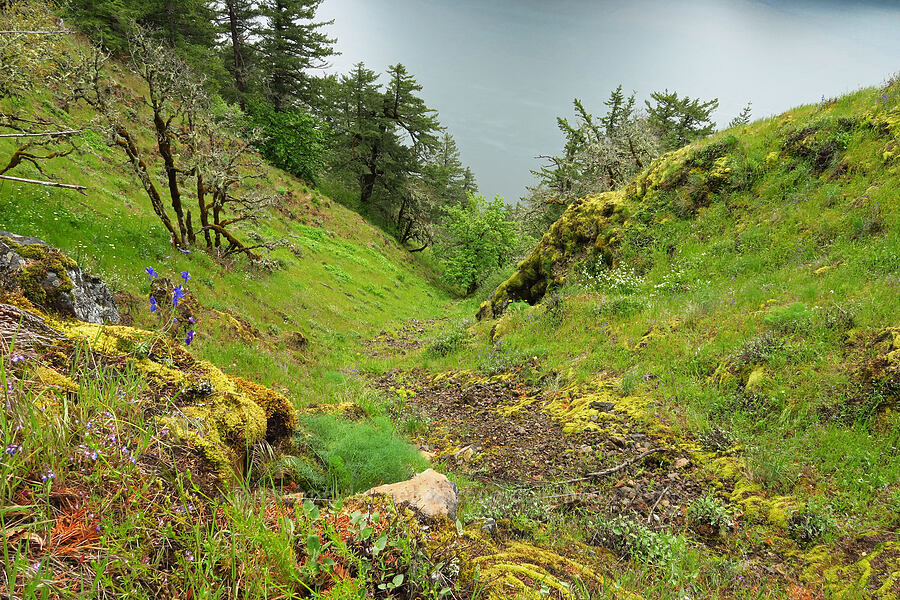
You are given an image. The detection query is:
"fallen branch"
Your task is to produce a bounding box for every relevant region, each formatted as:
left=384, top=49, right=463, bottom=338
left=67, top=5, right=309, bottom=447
left=524, top=447, right=668, bottom=488
left=0, top=30, right=69, bottom=35
left=0, top=174, right=86, bottom=194
left=0, top=130, right=81, bottom=138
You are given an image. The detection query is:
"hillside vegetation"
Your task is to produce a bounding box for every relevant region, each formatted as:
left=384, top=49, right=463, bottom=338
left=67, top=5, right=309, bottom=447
left=392, top=83, right=900, bottom=598
left=2, top=2, right=900, bottom=599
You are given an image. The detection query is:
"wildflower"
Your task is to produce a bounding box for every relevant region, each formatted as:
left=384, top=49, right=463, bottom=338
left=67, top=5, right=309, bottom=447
left=149, top=297, right=158, bottom=313
left=185, top=330, right=195, bottom=346
left=10, top=354, right=25, bottom=364
left=180, top=271, right=190, bottom=282
left=6, top=382, right=13, bottom=393
left=145, top=267, right=159, bottom=282
left=172, top=286, right=186, bottom=307
left=184, top=551, right=194, bottom=562
left=177, top=247, right=191, bottom=254
left=5, top=443, right=21, bottom=456
left=96, top=525, right=103, bottom=533
left=40, top=469, right=56, bottom=483
left=188, top=316, right=196, bottom=324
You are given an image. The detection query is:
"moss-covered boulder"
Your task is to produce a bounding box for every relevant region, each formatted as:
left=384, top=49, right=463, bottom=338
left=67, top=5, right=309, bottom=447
left=1, top=297, right=297, bottom=483
left=479, top=190, right=626, bottom=319
left=0, top=231, right=119, bottom=324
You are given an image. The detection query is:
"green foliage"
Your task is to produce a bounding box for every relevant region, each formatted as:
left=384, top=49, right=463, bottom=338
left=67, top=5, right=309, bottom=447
left=686, top=494, right=736, bottom=534
left=244, top=98, right=325, bottom=182
left=646, top=88, right=719, bottom=150
left=427, top=320, right=471, bottom=357
left=297, top=415, right=428, bottom=494
left=729, top=101, right=753, bottom=128
left=590, top=516, right=691, bottom=573
left=438, top=193, right=517, bottom=294
left=787, top=500, right=836, bottom=546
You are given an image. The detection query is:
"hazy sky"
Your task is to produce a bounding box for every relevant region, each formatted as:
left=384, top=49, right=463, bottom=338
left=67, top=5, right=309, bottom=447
left=317, top=0, right=900, bottom=202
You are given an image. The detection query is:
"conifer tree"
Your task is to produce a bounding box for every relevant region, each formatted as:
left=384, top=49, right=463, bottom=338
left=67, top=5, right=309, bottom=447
left=255, top=0, right=336, bottom=110
left=646, top=89, right=719, bottom=150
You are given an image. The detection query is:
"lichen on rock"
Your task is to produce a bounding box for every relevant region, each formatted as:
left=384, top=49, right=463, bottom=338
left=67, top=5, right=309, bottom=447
left=0, top=231, right=120, bottom=324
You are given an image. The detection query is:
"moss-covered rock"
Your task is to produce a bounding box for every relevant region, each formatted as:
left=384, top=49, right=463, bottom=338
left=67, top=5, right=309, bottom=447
left=480, top=191, right=626, bottom=318
left=0, top=231, right=119, bottom=324
left=8, top=302, right=297, bottom=483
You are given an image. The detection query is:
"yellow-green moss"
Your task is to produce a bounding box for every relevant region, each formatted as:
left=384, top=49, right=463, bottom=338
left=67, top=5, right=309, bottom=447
left=482, top=190, right=626, bottom=317
left=229, top=375, right=298, bottom=441
left=32, top=365, right=79, bottom=393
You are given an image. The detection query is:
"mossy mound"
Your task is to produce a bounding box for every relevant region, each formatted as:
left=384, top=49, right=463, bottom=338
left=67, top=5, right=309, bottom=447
left=3, top=298, right=297, bottom=483
left=461, top=528, right=625, bottom=600
left=479, top=138, right=745, bottom=318
left=479, top=190, right=626, bottom=319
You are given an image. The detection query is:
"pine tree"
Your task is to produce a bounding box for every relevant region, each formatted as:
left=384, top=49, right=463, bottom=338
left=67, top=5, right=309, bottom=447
left=729, top=101, right=752, bottom=128
left=217, top=0, right=258, bottom=100
left=255, top=0, right=336, bottom=110
left=646, top=89, right=719, bottom=150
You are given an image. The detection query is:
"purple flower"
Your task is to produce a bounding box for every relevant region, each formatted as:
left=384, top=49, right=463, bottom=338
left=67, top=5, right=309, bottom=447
left=5, top=443, right=21, bottom=456
left=180, top=271, right=190, bottom=282
left=188, top=316, right=196, bottom=324
left=40, top=469, right=56, bottom=483
left=145, top=267, right=159, bottom=282
left=185, top=330, right=195, bottom=346
left=149, top=297, right=158, bottom=313
left=172, top=286, right=186, bottom=307
left=10, top=354, right=25, bottom=364
left=177, top=247, right=191, bottom=254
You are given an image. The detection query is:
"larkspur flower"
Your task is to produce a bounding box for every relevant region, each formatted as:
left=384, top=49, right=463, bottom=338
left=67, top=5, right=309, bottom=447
left=172, top=286, right=186, bottom=307
left=185, top=330, right=195, bottom=346
left=10, top=354, right=25, bottom=364
left=180, top=271, right=190, bottom=282
left=145, top=267, right=159, bottom=282
left=5, top=443, right=21, bottom=456
left=149, top=297, right=158, bottom=313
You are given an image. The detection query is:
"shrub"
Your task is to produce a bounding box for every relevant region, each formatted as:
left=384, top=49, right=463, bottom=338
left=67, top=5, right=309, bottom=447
left=687, top=494, right=735, bottom=537
left=589, top=516, right=686, bottom=566
left=427, top=321, right=471, bottom=357
left=245, top=98, right=325, bottom=183
left=764, top=302, right=813, bottom=334
left=788, top=501, right=836, bottom=546
left=295, top=415, right=428, bottom=494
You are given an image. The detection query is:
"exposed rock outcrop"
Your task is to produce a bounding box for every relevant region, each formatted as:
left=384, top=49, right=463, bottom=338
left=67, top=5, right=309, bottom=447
left=0, top=231, right=119, bottom=324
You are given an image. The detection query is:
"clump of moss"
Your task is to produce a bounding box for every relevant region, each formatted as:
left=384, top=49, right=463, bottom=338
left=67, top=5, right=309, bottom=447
left=6, top=239, right=78, bottom=313
left=229, top=375, right=297, bottom=442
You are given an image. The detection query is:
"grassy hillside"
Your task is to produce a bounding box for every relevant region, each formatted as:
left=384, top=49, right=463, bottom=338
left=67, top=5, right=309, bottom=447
left=371, top=83, right=900, bottom=598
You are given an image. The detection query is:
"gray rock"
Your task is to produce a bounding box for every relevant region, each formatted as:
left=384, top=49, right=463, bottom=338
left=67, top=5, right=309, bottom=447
left=0, top=231, right=119, bottom=324
left=481, top=517, right=497, bottom=534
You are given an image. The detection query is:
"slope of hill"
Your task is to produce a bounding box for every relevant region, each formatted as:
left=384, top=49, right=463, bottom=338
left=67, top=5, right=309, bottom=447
left=374, top=83, right=900, bottom=598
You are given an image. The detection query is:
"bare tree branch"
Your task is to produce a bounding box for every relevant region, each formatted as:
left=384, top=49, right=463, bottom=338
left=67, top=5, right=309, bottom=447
left=0, top=174, right=87, bottom=194
left=0, top=130, right=81, bottom=138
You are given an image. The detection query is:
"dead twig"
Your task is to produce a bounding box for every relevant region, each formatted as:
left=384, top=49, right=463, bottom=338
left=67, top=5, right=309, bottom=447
left=523, top=447, right=668, bottom=488
left=647, top=484, right=672, bottom=523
